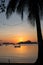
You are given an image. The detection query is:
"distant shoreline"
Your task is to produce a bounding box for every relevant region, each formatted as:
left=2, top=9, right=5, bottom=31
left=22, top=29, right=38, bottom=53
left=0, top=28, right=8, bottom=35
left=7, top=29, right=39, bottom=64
left=0, top=41, right=38, bottom=46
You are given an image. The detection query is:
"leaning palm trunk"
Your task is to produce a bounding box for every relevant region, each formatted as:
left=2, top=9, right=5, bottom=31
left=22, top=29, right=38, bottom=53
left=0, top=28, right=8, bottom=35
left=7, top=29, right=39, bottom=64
left=35, top=12, right=43, bottom=63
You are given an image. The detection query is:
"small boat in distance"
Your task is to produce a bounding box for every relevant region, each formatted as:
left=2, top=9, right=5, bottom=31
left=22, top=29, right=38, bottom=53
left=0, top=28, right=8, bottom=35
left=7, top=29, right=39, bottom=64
left=14, top=45, right=21, bottom=48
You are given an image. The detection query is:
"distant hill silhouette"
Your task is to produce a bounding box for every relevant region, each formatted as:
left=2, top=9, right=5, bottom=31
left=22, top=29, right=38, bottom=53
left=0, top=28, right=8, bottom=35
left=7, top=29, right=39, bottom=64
left=17, top=40, right=37, bottom=44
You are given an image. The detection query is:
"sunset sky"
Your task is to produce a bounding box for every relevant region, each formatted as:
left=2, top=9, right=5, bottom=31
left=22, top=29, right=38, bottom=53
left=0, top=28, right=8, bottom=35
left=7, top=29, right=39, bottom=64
left=0, top=0, right=43, bottom=43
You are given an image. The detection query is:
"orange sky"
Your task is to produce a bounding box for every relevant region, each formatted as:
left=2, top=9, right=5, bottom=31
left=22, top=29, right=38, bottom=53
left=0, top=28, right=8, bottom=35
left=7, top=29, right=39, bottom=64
left=0, top=33, right=37, bottom=43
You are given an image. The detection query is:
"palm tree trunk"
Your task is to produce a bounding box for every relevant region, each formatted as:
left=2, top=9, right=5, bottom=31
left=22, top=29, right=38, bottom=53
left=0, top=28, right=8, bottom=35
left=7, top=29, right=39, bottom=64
left=35, top=13, right=43, bottom=64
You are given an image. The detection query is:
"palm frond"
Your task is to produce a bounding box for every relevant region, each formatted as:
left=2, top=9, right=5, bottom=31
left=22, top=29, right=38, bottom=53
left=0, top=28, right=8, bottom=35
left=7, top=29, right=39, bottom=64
left=6, top=0, right=43, bottom=25
left=16, top=0, right=27, bottom=20
left=6, top=0, right=19, bottom=18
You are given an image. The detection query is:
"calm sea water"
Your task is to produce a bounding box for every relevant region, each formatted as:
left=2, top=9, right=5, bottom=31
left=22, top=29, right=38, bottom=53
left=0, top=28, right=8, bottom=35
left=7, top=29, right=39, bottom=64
left=0, top=44, right=38, bottom=63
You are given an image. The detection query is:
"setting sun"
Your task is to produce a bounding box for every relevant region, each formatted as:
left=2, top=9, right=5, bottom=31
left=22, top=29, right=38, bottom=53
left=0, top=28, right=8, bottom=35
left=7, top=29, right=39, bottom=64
left=14, top=34, right=28, bottom=43
left=18, top=37, right=24, bottom=42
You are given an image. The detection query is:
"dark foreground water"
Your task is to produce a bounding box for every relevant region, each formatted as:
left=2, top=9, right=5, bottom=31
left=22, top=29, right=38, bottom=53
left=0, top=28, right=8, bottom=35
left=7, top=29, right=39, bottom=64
left=0, top=44, right=38, bottom=63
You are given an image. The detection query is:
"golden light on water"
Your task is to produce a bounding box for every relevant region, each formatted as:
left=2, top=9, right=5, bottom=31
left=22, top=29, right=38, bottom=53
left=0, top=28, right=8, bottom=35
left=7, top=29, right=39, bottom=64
left=0, top=44, right=38, bottom=60
left=0, top=34, right=38, bottom=63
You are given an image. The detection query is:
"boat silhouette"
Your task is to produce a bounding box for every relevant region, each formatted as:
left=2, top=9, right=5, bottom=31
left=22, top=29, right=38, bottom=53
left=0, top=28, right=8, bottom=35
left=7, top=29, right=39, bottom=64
left=14, top=45, right=21, bottom=48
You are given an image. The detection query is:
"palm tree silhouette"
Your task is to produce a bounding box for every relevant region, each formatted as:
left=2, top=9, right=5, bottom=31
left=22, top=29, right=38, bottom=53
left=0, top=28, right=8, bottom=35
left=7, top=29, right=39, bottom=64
left=6, top=0, right=43, bottom=64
